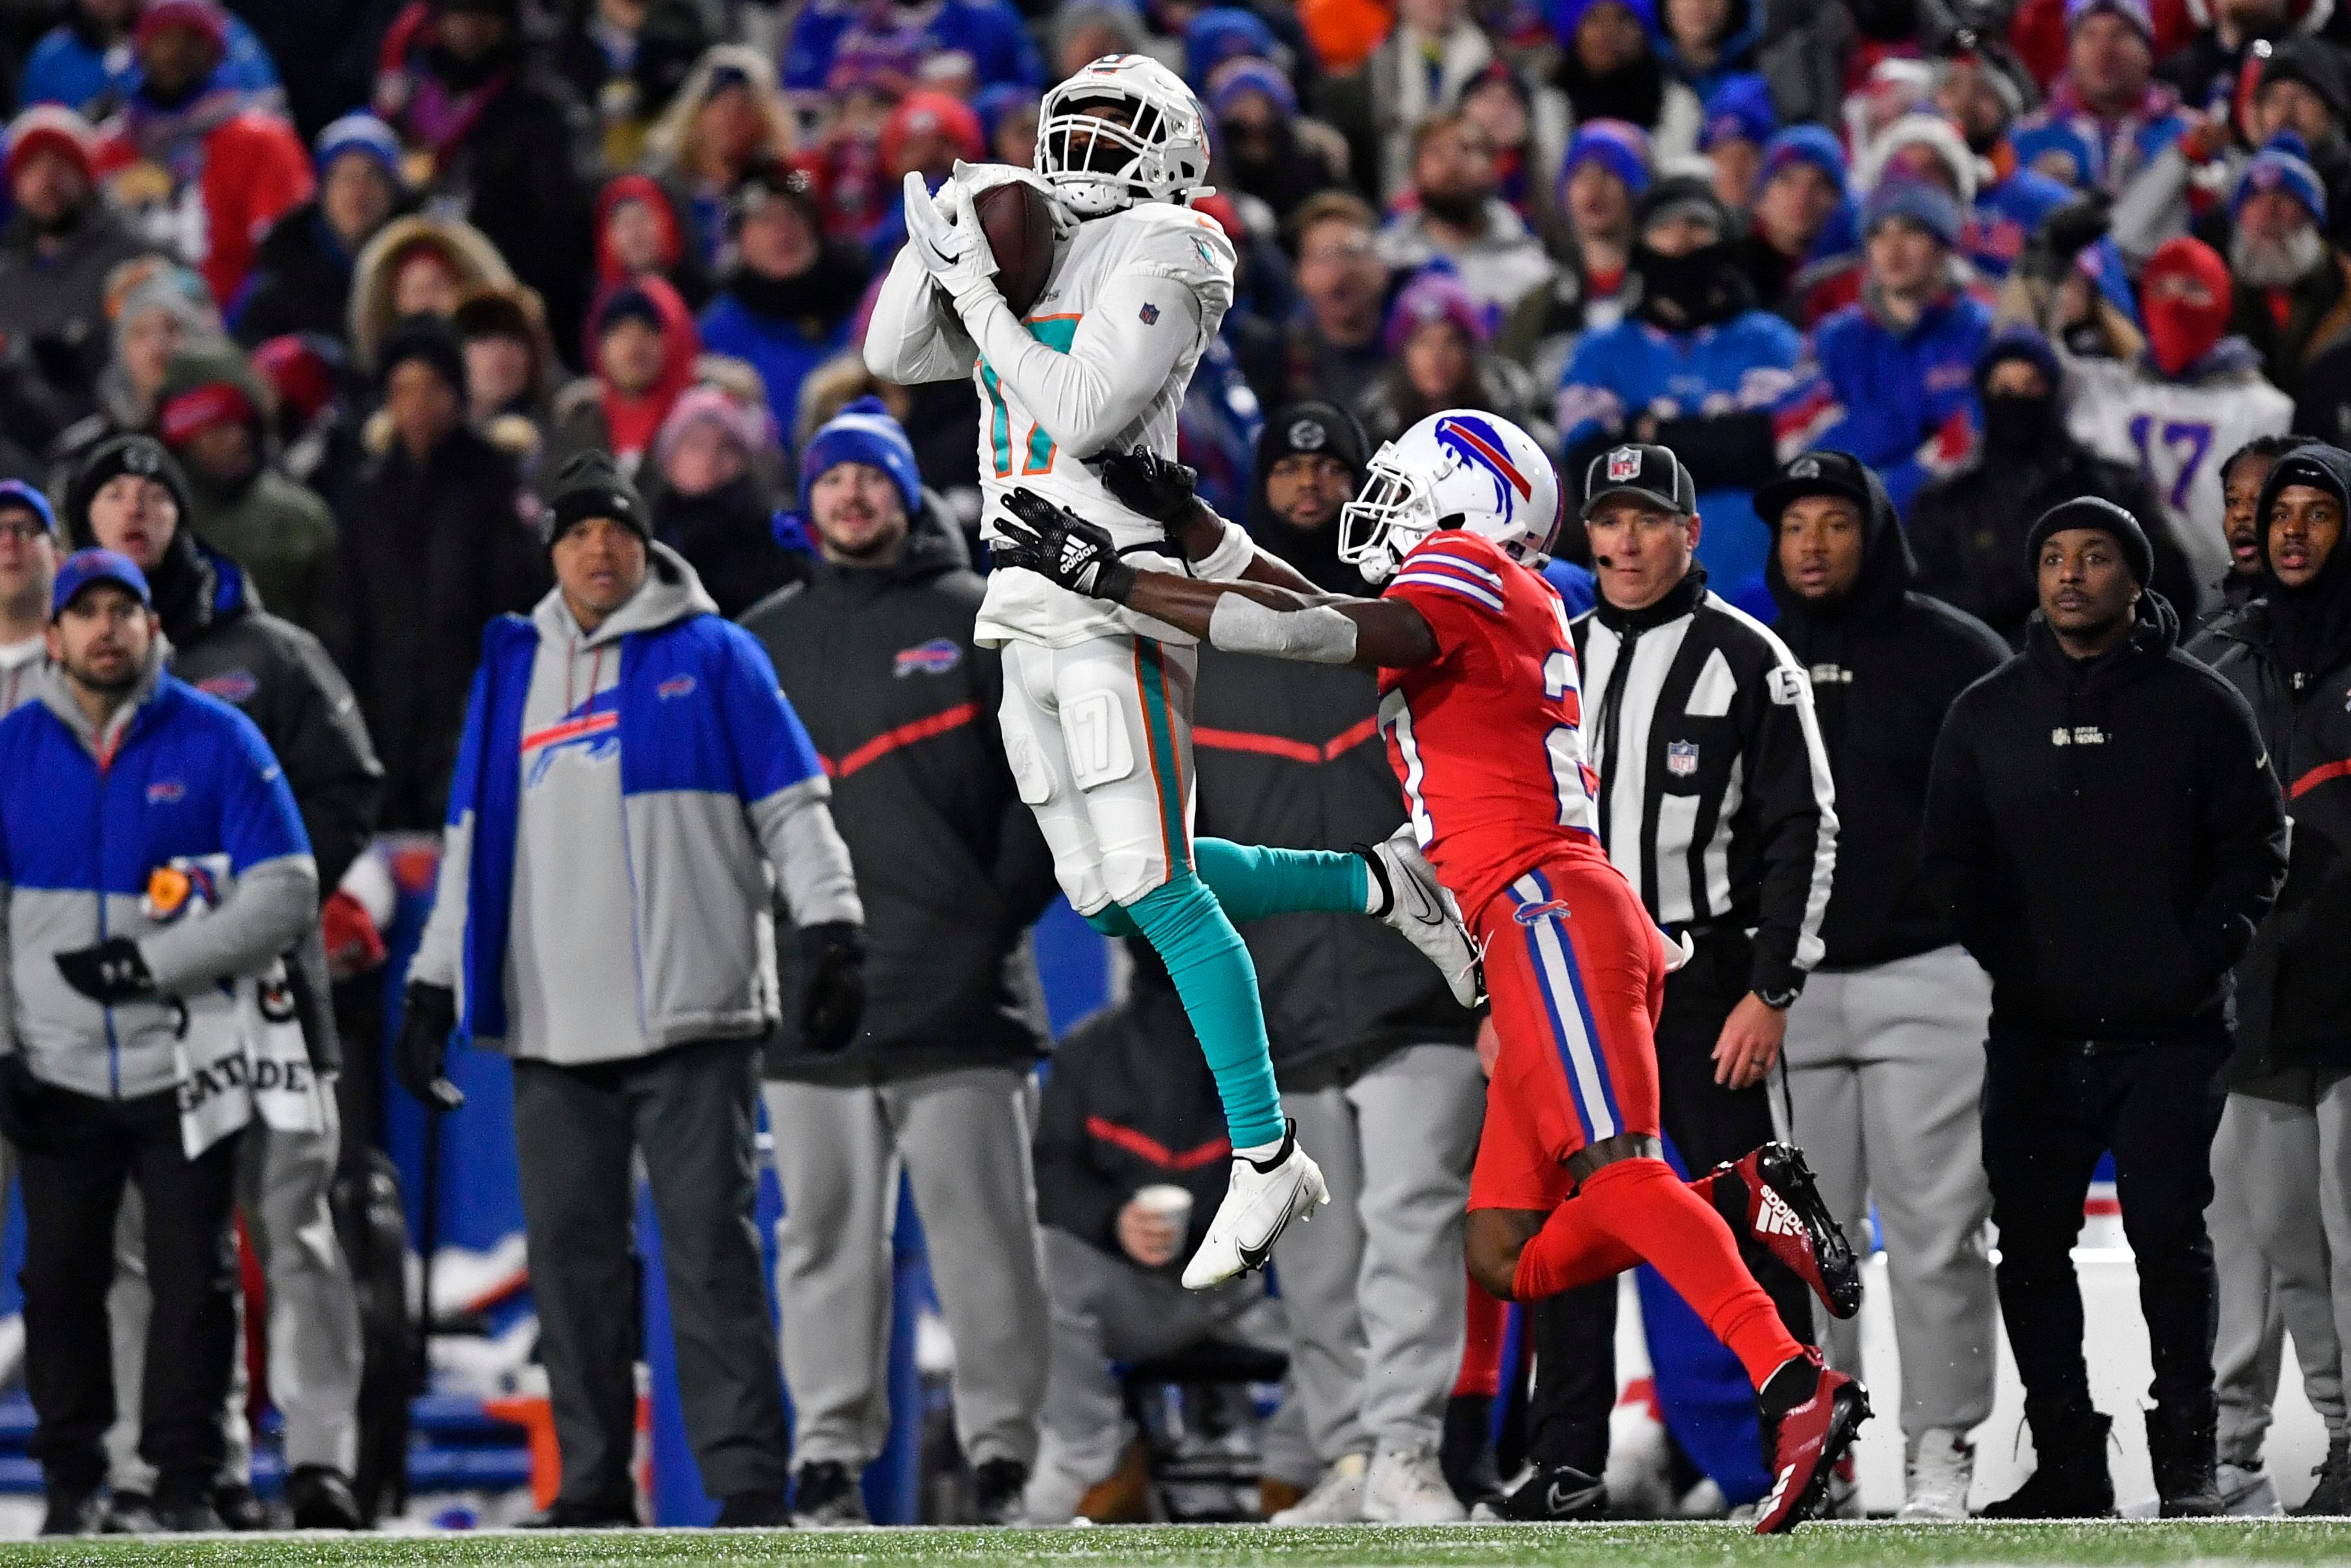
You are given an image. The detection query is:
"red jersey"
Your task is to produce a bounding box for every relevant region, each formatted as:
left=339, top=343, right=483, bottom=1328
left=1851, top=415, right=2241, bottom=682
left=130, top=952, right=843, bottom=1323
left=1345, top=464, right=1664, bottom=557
left=1377, top=531, right=1607, bottom=921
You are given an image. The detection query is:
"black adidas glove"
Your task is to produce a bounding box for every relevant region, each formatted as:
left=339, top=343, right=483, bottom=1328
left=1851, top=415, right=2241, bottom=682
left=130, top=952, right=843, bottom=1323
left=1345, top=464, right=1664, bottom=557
left=1093, top=448, right=1198, bottom=524
left=800, top=921, right=867, bottom=1054
left=993, top=488, right=1137, bottom=603
left=395, top=982, right=464, bottom=1110
left=55, top=937, right=153, bottom=1004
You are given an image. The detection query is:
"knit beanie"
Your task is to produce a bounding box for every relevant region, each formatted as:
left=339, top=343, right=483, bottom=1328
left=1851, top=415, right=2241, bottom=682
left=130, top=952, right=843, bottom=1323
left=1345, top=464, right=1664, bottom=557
left=2234, top=132, right=2328, bottom=228
left=314, top=112, right=405, bottom=192
left=796, top=396, right=922, bottom=521
left=376, top=313, right=468, bottom=398
left=65, top=434, right=193, bottom=542
left=2026, top=496, right=2154, bottom=586
left=1562, top=118, right=1653, bottom=200
left=1862, top=177, right=1964, bottom=249
left=542, top=451, right=651, bottom=549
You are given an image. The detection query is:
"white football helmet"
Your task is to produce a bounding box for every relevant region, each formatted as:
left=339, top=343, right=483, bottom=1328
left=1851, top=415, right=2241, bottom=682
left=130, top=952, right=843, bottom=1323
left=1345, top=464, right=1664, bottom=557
left=1338, top=410, right=1562, bottom=584
left=1034, top=54, right=1213, bottom=217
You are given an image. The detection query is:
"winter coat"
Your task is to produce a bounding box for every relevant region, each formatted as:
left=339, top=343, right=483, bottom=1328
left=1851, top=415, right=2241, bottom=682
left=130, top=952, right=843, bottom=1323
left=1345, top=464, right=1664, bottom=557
left=1765, top=464, right=2007, bottom=971
left=235, top=199, right=402, bottom=348
left=0, top=203, right=155, bottom=403
left=741, top=503, right=1053, bottom=1082
left=94, top=78, right=313, bottom=309
left=651, top=477, right=802, bottom=622
left=345, top=213, right=514, bottom=372
left=1802, top=287, right=1994, bottom=517
left=1755, top=0, right=1962, bottom=129
left=1374, top=202, right=1559, bottom=324
left=1923, top=595, right=2287, bottom=1045
left=694, top=247, right=868, bottom=445
left=781, top=0, right=1044, bottom=95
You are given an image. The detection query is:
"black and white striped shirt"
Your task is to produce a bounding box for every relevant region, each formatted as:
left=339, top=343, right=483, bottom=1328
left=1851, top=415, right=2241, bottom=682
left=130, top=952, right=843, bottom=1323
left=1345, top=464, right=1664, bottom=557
left=1571, top=571, right=1839, bottom=1000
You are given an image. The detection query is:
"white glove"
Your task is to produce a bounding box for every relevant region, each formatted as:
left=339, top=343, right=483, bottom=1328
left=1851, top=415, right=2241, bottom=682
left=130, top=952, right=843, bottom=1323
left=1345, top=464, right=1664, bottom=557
left=902, top=171, right=998, bottom=307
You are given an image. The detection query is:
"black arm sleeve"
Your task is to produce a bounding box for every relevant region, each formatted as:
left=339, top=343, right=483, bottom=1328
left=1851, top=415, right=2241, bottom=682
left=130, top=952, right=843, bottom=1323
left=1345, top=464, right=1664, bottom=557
left=2188, top=683, right=2291, bottom=980
left=1741, top=644, right=1839, bottom=998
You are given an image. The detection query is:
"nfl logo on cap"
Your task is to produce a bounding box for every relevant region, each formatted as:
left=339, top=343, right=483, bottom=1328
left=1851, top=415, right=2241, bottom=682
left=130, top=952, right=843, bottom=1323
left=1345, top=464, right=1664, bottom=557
left=1607, top=447, right=1642, bottom=482
left=1792, top=456, right=1820, bottom=478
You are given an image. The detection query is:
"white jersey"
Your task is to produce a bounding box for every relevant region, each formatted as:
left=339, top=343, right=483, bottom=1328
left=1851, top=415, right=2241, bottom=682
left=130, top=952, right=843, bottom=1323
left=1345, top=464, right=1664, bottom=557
left=2064, top=348, right=2293, bottom=603
left=865, top=181, right=1237, bottom=649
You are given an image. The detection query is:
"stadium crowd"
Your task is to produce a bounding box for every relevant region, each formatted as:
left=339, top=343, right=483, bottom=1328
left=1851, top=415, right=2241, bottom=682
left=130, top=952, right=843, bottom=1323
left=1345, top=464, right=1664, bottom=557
left=1, top=0, right=2350, bottom=1537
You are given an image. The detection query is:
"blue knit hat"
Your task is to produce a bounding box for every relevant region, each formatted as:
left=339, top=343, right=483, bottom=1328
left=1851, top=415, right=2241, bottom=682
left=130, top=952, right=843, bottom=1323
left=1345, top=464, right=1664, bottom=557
left=1700, top=75, right=1776, bottom=153
left=794, top=396, right=923, bottom=523
left=2235, top=131, right=2328, bottom=226
left=313, top=112, right=404, bottom=190
left=1183, top=7, right=1278, bottom=89
left=1553, top=0, right=1657, bottom=46
left=1758, top=124, right=1846, bottom=192
left=1863, top=177, right=1964, bottom=248
left=1209, top=56, right=1297, bottom=119
left=1562, top=118, right=1653, bottom=199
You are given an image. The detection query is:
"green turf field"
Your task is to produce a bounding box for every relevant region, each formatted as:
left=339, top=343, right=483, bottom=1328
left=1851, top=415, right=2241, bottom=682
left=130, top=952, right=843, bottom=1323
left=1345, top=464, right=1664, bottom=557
left=12, top=1521, right=2351, bottom=1567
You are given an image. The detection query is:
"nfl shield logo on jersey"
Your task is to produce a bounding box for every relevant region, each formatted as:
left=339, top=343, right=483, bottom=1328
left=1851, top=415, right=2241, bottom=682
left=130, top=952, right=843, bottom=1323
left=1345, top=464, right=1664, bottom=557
left=1666, top=740, right=1700, bottom=777
left=1607, top=447, right=1642, bottom=482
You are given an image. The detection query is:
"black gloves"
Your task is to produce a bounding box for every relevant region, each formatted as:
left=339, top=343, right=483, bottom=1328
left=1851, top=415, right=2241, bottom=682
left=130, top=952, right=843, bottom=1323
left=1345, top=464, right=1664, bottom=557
left=1093, top=448, right=1198, bottom=525
left=55, top=937, right=153, bottom=1004
left=2019, top=191, right=2112, bottom=283
left=993, top=488, right=1137, bottom=603
left=395, top=982, right=464, bottom=1110
left=800, top=921, right=867, bottom=1054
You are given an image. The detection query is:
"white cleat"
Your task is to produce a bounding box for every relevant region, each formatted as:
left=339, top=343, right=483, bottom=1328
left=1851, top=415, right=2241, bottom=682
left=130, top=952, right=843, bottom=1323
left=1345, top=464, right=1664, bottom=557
left=1181, top=1121, right=1328, bottom=1289
left=1360, top=1443, right=1467, bottom=1524
left=1362, top=828, right=1484, bottom=1007
left=1270, top=1453, right=1367, bottom=1524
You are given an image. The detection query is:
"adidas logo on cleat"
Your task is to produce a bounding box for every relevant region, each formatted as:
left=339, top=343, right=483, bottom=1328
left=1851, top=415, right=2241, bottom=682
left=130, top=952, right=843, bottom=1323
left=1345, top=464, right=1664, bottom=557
left=1761, top=1465, right=1795, bottom=1518
left=1757, top=1188, right=1804, bottom=1238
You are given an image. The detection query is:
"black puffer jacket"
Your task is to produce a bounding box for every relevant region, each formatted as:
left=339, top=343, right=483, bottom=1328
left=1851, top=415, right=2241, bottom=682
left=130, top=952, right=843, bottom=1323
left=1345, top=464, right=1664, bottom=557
left=235, top=200, right=410, bottom=349
left=1193, top=648, right=1478, bottom=1088
left=741, top=499, right=1056, bottom=1082
left=1923, top=594, right=2288, bottom=1044
left=2188, top=443, right=2351, bottom=1084
left=1766, top=465, right=2008, bottom=969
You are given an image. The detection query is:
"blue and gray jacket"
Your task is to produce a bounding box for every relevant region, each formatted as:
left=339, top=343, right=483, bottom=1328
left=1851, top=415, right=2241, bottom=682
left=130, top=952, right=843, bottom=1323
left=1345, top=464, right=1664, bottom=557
left=0, top=649, right=317, bottom=1100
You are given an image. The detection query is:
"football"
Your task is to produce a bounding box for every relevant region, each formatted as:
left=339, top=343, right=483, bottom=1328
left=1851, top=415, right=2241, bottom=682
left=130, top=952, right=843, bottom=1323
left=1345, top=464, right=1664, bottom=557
left=975, top=179, right=1058, bottom=319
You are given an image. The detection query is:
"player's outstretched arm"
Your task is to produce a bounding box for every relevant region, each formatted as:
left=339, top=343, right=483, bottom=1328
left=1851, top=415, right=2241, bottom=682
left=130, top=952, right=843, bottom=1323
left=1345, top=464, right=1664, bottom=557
left=994, top=488, right=1438, bottom=669
left=1094, top=447, right=1322, bottom=595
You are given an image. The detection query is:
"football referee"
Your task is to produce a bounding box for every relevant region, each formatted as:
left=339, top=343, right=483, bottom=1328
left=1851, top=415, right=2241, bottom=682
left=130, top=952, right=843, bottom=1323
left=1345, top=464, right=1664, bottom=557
left=1508, top=442, right=1840, bottom=1517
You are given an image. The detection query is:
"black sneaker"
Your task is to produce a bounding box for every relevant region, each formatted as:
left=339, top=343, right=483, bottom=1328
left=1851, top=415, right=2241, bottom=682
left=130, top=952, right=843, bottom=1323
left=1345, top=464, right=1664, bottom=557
left=971, top=1457, right=1030, bottom=1525
left=153, top=1486, right=227, bottom=1534
left=714, top=1491, right=788, bottom=1528
left=287, top=1465, right=365, bottom=1530
left=1500, top=1463, right=1609, bottom=1521
left=516, top=1495, right=639, bottom=1528
left=103, top=1490, right=160, bottom=1534
left=1979, top=1409, right=2116, bottom=1519
left=211, top=1482, right=269, bottom=1530
left=791, top=1461, right=869, bottom=1528
left=40, top=1486, right=107, bottom=1537
left=2146, top=1409, right=2223, bottom=1519
left=2296, top=1435, right=2351, bottom=1515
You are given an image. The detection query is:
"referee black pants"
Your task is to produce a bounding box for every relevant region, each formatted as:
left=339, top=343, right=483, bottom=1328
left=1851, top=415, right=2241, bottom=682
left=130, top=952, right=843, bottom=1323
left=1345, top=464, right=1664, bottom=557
left=17, top=1083, right=243, bottom=1499
left=1525, top=929, right=1816, bottom=1473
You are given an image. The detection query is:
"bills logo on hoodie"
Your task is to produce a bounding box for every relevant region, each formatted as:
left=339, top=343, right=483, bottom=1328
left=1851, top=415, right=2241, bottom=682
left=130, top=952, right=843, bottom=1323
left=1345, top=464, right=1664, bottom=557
left=146, top=780, right=186, bottom=804
left=523, top=697, right=621, bottom=789
left=895, top=638, right=962, bottom=677
left=197, top=668, right=259, bottom=703
left=657, top=675, right=697, bottom=701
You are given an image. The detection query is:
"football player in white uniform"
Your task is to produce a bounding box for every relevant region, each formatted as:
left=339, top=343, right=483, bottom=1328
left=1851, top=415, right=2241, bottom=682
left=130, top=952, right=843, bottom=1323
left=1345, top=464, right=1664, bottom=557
left=865, top=56, right=1478, bottom=1288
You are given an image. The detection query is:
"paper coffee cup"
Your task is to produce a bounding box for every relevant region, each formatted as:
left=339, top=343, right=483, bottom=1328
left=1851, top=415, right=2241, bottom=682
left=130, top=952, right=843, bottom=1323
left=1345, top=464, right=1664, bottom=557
left=1133, top=1183, right=1194, bottom=1231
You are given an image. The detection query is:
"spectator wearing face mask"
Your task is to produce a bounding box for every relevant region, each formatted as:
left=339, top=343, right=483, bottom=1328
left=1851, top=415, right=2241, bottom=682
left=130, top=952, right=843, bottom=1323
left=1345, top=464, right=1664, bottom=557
left=1735, top=125, right=1860, bottom=330
left=1555, top=175, right=1811, bottom=601
left=1549, top=0, right=1701, bottom=160
left=1496, top=120, right=1648, bottom=390
left=1378, top=110, right=1558, bottom=324
left=2226, top=134, right=2351, bottom=403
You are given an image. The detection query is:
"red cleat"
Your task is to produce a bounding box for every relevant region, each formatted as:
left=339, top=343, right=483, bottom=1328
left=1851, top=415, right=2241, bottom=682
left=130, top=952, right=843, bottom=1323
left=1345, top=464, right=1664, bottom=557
left=1754, top=1350, right=1870, bottom=1535
left=1711, top=1142, right=1862, bottom=1319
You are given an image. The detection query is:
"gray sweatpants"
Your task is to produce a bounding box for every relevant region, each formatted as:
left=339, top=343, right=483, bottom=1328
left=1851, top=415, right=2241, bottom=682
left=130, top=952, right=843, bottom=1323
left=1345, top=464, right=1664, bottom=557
left=765, top=1065, right=1049, bottom=1472
left=1026, top=1227, right=1287, bottom=1521
left=1782, top=945, right=1996, bottom=1444
left=2209, top=1088, right=2351, bottom=1465
left=107, top=1091, right=361, bottom=1488
left=1276, top=1043, right=1484, bottom=1463
left=516, top=1038, right=790, bottom=1505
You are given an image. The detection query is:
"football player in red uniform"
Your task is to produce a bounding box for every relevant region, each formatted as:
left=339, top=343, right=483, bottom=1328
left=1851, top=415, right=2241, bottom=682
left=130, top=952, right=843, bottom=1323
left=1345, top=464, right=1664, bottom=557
left=994, top=412, right=1869, bottom=1532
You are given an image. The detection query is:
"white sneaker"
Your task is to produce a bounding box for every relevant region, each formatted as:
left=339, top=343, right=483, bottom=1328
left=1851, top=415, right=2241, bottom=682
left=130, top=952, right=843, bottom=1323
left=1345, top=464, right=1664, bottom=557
left=1360, top=1443, right=1467, bottom=1524
left=1363, top=828, right=1483, bottom=1007
left=2217, top=1461, right=2282, bottom=1517
left=1270, top=1452, right=1367, bottom=1524
left=1181, top=1121, right=1328, bottom=1289
left=1896, top=1428, right=1975, bottom=1522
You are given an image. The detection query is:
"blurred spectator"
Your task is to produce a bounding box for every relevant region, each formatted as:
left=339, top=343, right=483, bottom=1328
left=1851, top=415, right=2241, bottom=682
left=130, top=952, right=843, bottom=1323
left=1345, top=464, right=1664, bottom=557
left=153, top=341, right=339, bottom=638
left=1023, top=941, right=1294, bottom=1524
left=1319, top=0, right=1501, bottom=201
left=1922, top=495, right=2286, bottom=1520
left=235, top=115, right=410, bottom=350
left=862, top=90, right=986, bottom=258
left=251, top=332, right=366, bottom=513
left=1755, top=0, right=1961, bottom=131
left=1460, top=62, right=1570, bottom=222
left=1735, top=125, right=1861, bottom=328
left=66, top=434, right=378, bottom=1533
left=1759, top=451, right=2007, bottom=1522
left=0, top=547, right=315, bottom=1537
left=332, top=315, right=545, bottom=830
left=642, top=47, right=800, bottom=264
left=2012, top=0, right=2189, bottom=194
left=21, top=0, right=282, bottom=120
left=0, top=485, right=60, bottom=714
left=593, top=172, right=711, bottom=312
left=2157, top=0, right=2305, bottom=112
left=401, top=452, right=862, bottom=1529
left=1181, top=7, right=1283, bottom=93
left=1497, top=120, right=1646, bottom=386
left=1550, top=0, right=1702, bottom=159
left=1376, top=111, right=1558, bottom=321
left=1798, top=176, right=1992, bottom=515
left=742, top=398, right=1051, bottom=1528
left=551, top=0, right=711, bottom=173
left=372, top=0, right=598, bottom=356
left=49, top=263, right=221, bottom=484
left=345, top=213, right=514, bottom=374
left=793, top=68, right=899, bottom=243
left=1277, top=192, right=1392, bottom=409
left=976, top=82, right=1040, bottom=164
left=1554, top=175, right=1808, bottom=599
left=0, top=107, right=153, bottom=410
left=1356, top=270, right=1544, bottom=449
left=547, top=276, right=700, bottom=478
left=1241, top=398, right=1375, bottom=592
left=1051, top=1, right=1162, bottom=83
left=782, top=0, right=1044, bottom=99
left=2226, top=134, right=2351, bottom=402
left=1700, top=75, right=1775, bottom=217
left=1660, top=0, right=1763, bottom=103
left=2250, top=38, right=2351, bottom=251
left=649, top=387, right=797, bottom=618
left=453, top=282, right=559, bottom=473
left=1930, top=51, right=2081, bottom=285
left=2052, top=235, right=2294, bottom=601
left=1910, top=329, right=2188, bottom=646
left=94, top=0, right=313, bottom=309
left=1210, top=58, right=1348, bottom=226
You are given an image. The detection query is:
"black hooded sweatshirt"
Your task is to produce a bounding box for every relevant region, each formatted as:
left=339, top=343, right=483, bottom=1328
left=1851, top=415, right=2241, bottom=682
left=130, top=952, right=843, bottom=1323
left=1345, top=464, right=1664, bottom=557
left=1765, top=468, right=2007, bottom=970
left=2188, top=443, right=2351, bottom=1084
left=1923, top=590, right=2287, bottom=1045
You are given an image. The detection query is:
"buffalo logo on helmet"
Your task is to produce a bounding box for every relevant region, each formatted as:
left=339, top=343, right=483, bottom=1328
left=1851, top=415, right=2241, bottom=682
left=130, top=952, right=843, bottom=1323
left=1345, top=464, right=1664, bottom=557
left=1434, top=414, right=1535, bottom=522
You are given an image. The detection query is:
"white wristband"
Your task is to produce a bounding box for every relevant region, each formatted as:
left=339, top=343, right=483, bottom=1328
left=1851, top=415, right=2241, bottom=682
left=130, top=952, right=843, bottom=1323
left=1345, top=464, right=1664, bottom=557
left=1190, top=519, right=1255, bottom=582
left=1207, top=593, right=1359, bottom=665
